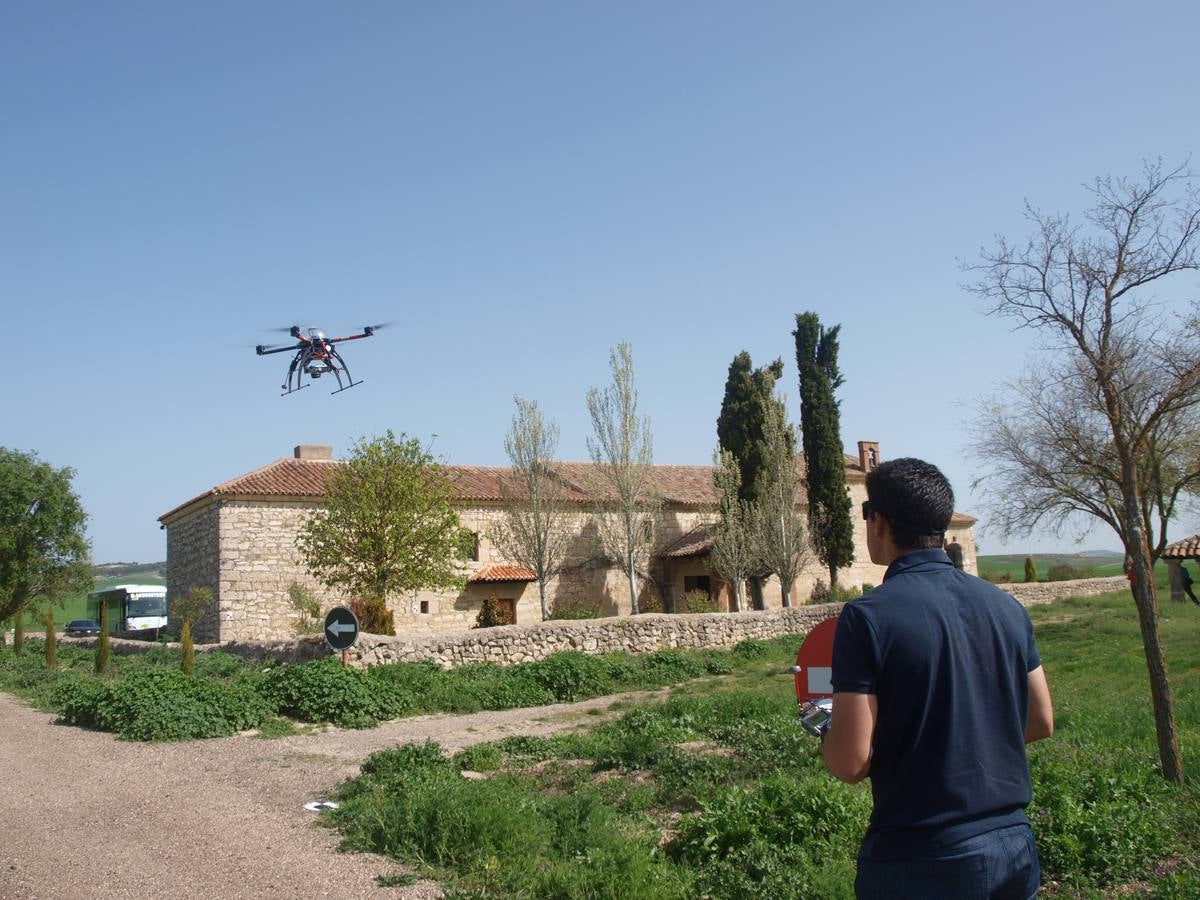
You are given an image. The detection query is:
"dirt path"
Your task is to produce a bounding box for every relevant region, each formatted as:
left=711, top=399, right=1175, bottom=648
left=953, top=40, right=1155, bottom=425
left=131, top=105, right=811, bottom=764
left=0, top=690, right=650, bottom=899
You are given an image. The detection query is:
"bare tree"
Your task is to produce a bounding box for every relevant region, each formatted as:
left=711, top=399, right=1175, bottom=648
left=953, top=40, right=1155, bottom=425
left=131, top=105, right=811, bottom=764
left=490, top=396, right=572, bottom=621
left=586, top=343, right=661, bottom=614
left=757, top=397, right=812, bottom=607
left=966, top=159, right=1200, bottom=784
left=710, top=450, right=760, bottom=612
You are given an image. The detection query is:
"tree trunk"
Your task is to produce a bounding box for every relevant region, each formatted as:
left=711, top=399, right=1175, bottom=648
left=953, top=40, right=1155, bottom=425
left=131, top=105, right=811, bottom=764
left=781, top=581, right=792, bottom=609
left=732, top=580, right=744, bottom=613
left=14, top=614, right=25, bottom=656
left=828, top=564, right=839, bottom=594
left=1123, top=485, right=1183, bottom=784
left=538, top=580, right=550, bottom=621
left=628, top=565, right=640, bottom=615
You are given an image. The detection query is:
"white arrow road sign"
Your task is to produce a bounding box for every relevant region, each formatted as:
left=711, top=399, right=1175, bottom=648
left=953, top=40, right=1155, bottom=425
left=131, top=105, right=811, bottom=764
left=327, top=621, right=356, bottom=638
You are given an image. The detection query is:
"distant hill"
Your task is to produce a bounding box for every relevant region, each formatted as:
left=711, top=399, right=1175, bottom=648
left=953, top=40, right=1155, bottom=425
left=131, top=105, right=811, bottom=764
left=93, top=562, right=166, bottom=581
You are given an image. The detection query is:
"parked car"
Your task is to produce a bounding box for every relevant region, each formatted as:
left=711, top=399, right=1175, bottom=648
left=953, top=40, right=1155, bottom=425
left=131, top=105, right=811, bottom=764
left=63, top=619, right=101, bottom=638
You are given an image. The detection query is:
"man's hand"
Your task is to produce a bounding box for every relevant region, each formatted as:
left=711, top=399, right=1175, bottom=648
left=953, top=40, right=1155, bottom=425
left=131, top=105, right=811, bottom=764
left=821, top=692, right=876, bottom=784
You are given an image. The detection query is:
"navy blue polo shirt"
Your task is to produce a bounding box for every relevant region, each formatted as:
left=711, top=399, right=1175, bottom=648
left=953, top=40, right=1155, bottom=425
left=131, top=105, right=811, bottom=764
left=831, top=549, right=1041, bottom=858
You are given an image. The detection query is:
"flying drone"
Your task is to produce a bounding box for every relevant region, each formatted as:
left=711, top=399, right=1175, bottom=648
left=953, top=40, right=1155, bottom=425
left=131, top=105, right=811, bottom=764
left=255, top=325, right=384, bottom=395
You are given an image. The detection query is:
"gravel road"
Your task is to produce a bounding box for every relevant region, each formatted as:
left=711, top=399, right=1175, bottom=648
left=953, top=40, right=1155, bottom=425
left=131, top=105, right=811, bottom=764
left=0, top=690, right=645, bottom=899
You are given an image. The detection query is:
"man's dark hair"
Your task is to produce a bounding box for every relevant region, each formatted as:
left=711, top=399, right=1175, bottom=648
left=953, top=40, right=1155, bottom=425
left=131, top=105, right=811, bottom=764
left=865, top=457, right=954, bottom=550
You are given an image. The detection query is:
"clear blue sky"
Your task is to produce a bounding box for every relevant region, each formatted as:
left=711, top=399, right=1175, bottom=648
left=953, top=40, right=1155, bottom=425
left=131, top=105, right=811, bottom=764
left=3, top=1, right=1197, bottom=563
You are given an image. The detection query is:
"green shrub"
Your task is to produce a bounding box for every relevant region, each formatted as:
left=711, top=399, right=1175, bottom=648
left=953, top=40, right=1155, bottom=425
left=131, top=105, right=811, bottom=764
left=681, top=590, right=719, bottom=613
left=287, top=583, right=323, bottom=636
left=525, top=652, right=613, bottom=702
left=257, top=657, right=412, bottom=728
left=440, top=663, right=554, bottom=711
left=637, top=649, right=705, bottom=684
left=453, top=743, right=503, bottom=772
left=1024, top=556, right=1038, bottom=583
left=92, top=669, right=271, bottom=740
left=548, top=599, right=602, bottom=620
left=349, top=595, right=395, bottom=636
left=474, top=595, right=513, bottom=629
left=49, top=675, right=108, bottom=727
left=733, top=639, right=768, bottom=659
left=1046, top=563, right=1094, bottom=582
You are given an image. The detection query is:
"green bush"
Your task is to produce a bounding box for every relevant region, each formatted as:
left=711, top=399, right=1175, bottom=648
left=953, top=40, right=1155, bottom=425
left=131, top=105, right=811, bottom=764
left=637, top=649, right=706, bottom=684
left=680, top=590, right=719, bottom=613
left=91, top=669, right=271, bottom=741
left=732, top=639, right=768, bottom=659
left=453, top=743, right=503, bottom=772
left=525, top=652, right=614, bottom=702
left=257, top=657, right=413, bottom=728
left=474, top=596, right=513, bottom=629
left=49, top=675, right=108, bottom=727
left=1046, top=563, right=1095, bottom=582
left=1024, top=556, right=1038, bottom=583
left=349, top=595, right=395, bottom=636
left=548, top=600, right=602, bottom=620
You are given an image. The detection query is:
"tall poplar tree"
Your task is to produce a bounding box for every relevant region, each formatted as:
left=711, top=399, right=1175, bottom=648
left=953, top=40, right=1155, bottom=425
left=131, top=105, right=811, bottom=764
left=793, top=313, right=854, bottom=592
left=716, top=352, right=786, bottom=609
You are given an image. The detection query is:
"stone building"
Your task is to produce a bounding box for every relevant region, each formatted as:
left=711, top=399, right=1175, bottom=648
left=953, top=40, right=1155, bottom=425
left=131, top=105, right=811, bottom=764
left=158, top=442, right=978, bottom=642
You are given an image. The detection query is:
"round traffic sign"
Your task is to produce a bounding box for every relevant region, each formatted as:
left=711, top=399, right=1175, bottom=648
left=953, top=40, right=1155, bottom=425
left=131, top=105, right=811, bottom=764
left=323, top=606, right=360, bottom=651
left=792, top=616, right=838, bottom=703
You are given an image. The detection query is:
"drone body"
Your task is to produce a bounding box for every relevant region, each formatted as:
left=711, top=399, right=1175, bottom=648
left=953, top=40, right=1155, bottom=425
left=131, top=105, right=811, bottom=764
left=255, top=325, right=381, bottom=395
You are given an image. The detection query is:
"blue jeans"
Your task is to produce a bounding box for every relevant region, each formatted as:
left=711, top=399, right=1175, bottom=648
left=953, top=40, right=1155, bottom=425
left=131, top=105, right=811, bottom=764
left=855, top=823, right=1040, bottom=900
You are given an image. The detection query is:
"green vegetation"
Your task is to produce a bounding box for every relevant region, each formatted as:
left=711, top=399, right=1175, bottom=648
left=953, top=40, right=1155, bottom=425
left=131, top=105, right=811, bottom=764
left=0, top=640, right=758, bottom=742
left=323, top=591, right=1198, bottom=897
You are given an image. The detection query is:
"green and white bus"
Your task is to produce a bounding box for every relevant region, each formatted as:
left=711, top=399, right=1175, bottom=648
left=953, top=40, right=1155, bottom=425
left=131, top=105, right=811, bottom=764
left=87, top=584, right=168, bottom=633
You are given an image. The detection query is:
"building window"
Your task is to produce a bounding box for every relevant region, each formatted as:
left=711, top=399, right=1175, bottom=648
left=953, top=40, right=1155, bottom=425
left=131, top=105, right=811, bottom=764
left=498, top=598, right=516, bottom=624
left=420, top=600, right=429, bottom=614
left=683, top=575, right=712, bottom=597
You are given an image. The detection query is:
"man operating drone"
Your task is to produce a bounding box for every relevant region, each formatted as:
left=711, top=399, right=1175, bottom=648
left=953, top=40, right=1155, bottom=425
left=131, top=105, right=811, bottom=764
left=255, top=324, right=385, bottom=395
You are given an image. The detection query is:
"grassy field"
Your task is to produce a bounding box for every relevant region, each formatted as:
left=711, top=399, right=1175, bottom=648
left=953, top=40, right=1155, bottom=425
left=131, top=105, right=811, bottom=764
left=323, top=589, right=1200, bottom=898
left=977, top=552, right=1179, bottom=590
left=3, top=582, right=1198, bottom=895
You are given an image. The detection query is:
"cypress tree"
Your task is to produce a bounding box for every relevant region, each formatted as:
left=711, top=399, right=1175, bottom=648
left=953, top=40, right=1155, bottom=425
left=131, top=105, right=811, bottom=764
left=1024, top=556, right=1037, bottom=583
left=44, top=606, right=56, bottom=670
left=717, top=352, right=787, bottom=609
left=95, top=600, right=110, bottom=675
left=794, top=312, right=855, bottom=592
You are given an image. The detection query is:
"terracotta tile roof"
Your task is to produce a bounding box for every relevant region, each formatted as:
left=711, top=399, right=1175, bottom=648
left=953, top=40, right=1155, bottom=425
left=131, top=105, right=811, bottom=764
left=159, top=450, right=979, bottom=525
left=468, top=564, right=537, bottom=582
left=1163, top=534, right=1200, bottom=558
left=660, top=523, right=717, bottom=558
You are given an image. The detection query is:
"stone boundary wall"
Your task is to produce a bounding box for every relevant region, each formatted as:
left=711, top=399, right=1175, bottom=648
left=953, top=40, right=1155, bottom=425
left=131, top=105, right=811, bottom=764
left=998, top=576, right=1127, bottom=606
left=68, top=576, right=1129, bottom=670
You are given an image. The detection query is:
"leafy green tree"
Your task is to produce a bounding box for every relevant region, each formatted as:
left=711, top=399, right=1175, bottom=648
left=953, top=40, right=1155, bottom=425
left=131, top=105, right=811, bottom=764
left=172, top=586, right=212, bottom=675
left=793, top=313, right=855, bottom=591
left=966, top=160, right=1200, bottom=783
left=585, top=343, right=661, bottom=615
left=0, top=448, right=92, bottom=649
left=709, top=450, right=760, bottom=613
left=490, top=396, right=572, bottom=621
left=757, top=399, right=811, bottom=607
left=717, top=352, right=787, bottom=608
left=1024, top=556, right=1037, bottom=583
left=297, top=431, right=468, bottom=618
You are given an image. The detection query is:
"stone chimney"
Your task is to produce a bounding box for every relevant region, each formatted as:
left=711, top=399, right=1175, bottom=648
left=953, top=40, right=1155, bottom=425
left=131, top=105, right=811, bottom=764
left=294, top=444, right=334, bottom=461
left=858, top=441, right=880, bottom=472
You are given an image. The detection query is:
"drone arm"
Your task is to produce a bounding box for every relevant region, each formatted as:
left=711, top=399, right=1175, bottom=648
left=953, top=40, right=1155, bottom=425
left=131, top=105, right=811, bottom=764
left=257, top=342, right=304, bottom=356
left=326, top=329, right=375, bottom=344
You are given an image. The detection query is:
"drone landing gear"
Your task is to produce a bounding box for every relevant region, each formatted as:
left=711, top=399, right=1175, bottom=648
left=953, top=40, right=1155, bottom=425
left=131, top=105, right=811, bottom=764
left=331, top=380, right=364, bottom=395
left=281, top=383, right=311, bottom=397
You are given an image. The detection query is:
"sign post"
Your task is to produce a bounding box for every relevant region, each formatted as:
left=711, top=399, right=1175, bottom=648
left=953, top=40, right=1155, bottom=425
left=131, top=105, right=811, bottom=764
left=323, top=606, right=360, bottom=666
